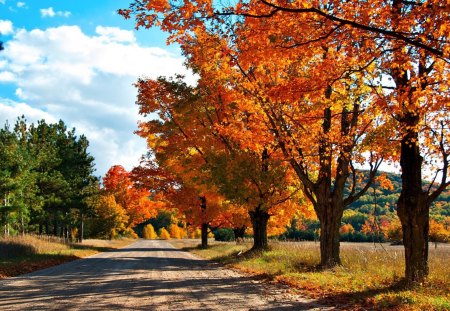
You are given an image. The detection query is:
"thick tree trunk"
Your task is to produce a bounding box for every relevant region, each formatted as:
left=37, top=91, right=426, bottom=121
left=201, top=223, right=208, bottom=248
left=249, top=206, right=270, bottom=250
left=317, top=198, right=343, bottom=268
left=397, top=130, right=429, bottom=285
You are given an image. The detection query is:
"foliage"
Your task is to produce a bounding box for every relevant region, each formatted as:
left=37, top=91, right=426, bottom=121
left=143, top=224, right=158, bottom=239
left=0, top=118, right=96, bottom=239
left=213, top=228, right=235, bottom=242
left=159, top=228, right=171, bottom=240
left=91, top=194, right=129, bottom=239
left=168, top=224, right=184, bottom=239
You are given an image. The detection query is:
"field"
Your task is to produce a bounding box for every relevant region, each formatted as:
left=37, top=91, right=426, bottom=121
left=0, top=235, right=134, bottom=279
left=169, top=239, right=450, bottom=310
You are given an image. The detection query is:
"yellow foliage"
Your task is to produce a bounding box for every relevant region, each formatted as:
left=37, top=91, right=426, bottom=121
left=169, top=224, right=183, bottom=239
left=159, top=228, right=171, bottom=239
left=189, top=228, right=202, bottom=239
left=143, top=224, right=158, bottom=239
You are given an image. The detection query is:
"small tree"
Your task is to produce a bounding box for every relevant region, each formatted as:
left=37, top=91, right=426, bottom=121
left=159, top=227, right=171, bottom=240
left=143, top=224, right=157, bottom=239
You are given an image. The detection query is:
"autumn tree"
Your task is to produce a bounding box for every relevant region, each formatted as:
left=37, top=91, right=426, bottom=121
left=103, top=165, right=156, bottom=228
left=143, top=223, right=158, bottom=239
left=134, top=76, right=301, bottom=249
left=122, top=0, right=450, bottom=283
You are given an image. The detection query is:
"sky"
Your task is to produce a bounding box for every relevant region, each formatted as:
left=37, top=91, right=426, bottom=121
left=0, top=0, right=193, bottom=177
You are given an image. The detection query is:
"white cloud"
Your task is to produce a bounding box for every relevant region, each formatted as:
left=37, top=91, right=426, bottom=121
left=40, top=7, right=55, bottom=17
left=0, top=71, right=15, bottom=82
left=0, top=20, right=13, bottom=35
left=96, top=26, right=135, bottom=43
left=17, top=2, right=26, bottom=8
left=40, top=7, right=71, bottom=18
left=0, top=25, right=193, bottom=176
left=0, top=98, right=57, bottom=124
left=0, top=0, right=5, bottom=4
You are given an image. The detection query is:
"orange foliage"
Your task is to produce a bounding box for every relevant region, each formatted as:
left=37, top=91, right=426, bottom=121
left=103, top=165, right=157, bottom=227
left=340, top=223, right=355, bottom=234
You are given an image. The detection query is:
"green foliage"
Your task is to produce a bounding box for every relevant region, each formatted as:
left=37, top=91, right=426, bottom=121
left=0, top=118, right=97, bottom=239
left=213, top=228, right=235, bottom=241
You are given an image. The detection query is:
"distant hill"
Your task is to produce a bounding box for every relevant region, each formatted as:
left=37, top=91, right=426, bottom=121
left=346, top=171, right=450, bottom=218
left=280, top=171, right=450, bottom=242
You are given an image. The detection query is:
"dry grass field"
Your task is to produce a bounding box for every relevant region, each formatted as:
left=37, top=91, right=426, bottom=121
left=0, top=235, right=134, bottom=279
left=170, top=239, right=450, bottom=310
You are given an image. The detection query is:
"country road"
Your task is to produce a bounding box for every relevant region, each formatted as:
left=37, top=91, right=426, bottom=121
left=0, top=240, right=332, bottom=310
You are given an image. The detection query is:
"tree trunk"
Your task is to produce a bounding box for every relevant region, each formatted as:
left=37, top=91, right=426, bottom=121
left=78, top=214, right=84, bottom=243
left=317, top=198, right=343, bottom=268
left=201, top=223, right=208, bottom=248
left=249, top=206, right=270, bottom=250
left=397, top=129, right=429, bottom=285
left=233, top=226, right=246, bottom=240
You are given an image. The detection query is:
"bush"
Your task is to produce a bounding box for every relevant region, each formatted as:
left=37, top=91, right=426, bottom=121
left=143, top=224, right=157, bottom=239
left=159, top=228, right=171, bottom=240
left=169, top=224, right=183, bottom=239
left=213, top=228, right=235, bottom=241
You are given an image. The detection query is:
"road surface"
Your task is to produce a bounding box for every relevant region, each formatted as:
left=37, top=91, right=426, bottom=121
left=0, top=240, right=331, bottom=310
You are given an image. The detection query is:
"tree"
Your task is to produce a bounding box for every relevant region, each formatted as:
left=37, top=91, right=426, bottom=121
left=103, top=165, right=156, bottom=228
left=122, top=0, right=450, bottom=283
left=93, top=194, right=129, bottom=239
left=134, top=76, right=301, bottom=250
left=143, top=223, right=158, bottom=239
left=159, top=227, right=171, bottom=239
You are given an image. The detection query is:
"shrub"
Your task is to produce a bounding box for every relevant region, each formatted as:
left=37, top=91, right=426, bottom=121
left=169, top=224, right=183, bottom=239
left=159, top=228, right=171, bottom=239
left=143, top=224, right=158, bottom=239
left=214, top=228, right=235, bottom=241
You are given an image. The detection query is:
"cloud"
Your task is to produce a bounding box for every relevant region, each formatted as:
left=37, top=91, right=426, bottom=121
left=0, top=20, right=13, bottom=35
left=0, top=98, right=57, bottom=124
left=40, top=7, right=71, bottom=18
left=17, top=2, right=26, bottom=8
left=95, top=26, right=135, bottom=43
left=0, top=71, right=15, bottom=82
left=0, top=25, right=193, bottom=176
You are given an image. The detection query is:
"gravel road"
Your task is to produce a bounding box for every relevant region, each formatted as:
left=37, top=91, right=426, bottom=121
left=0, top=240, right=332, bottom=310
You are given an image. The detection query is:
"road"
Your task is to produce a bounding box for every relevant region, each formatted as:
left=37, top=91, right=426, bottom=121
left=0, top=240, right=331, bottom=310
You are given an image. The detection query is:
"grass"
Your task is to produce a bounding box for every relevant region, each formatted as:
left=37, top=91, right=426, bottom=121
left=169, top=239, right=450, bottom=310
left=0, top=235, right=134, bottom=279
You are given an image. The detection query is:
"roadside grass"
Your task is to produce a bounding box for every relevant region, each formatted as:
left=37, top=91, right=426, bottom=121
left=169, top=239, right=450, bottom=310
left=0, top=235, right=134, bottom=279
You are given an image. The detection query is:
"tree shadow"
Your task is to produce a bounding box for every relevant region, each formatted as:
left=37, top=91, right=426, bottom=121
left=314, top=279, right=412, bottom=310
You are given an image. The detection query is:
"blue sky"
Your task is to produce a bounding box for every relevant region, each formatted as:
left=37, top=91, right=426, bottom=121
left=0, top=0, right=193, bottom=176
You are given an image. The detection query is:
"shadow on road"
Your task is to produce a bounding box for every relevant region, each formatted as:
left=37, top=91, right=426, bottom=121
left=0, top=240, right=329, bottom=310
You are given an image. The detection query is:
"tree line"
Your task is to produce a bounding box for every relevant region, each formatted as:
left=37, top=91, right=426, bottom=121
left=120, top=0, right=449, bottom=285
left=0, top=118, right=96, bottom=240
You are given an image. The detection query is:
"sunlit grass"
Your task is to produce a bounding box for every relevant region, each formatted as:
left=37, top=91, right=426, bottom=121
left=170, top=239, right=450, bottom=310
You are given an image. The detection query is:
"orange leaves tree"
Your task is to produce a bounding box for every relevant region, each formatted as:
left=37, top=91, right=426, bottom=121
left=122, top=0, right=450, bottom=284
left=103, top=165, right=156, bottom=228
left=135, top=76, right=300, bottom=249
